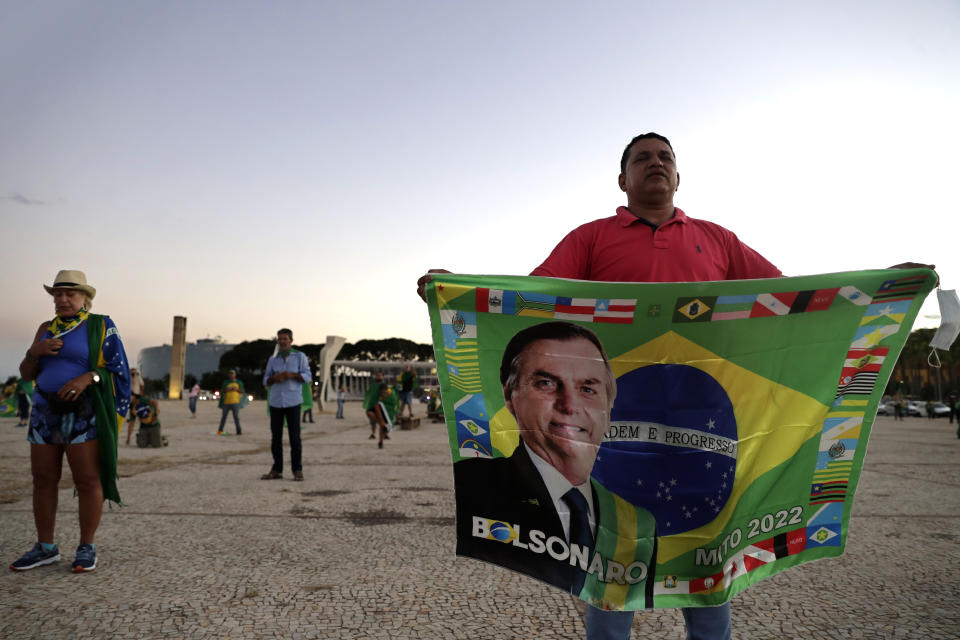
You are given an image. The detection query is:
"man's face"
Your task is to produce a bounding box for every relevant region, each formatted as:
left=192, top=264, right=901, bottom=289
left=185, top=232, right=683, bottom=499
left=277, top=333, right=292, bottom=351
left=618, top=137, right=679, bottom=205
left=228, top=371, right=236, bottom=380
left=505, top=337, right=612, bottom=486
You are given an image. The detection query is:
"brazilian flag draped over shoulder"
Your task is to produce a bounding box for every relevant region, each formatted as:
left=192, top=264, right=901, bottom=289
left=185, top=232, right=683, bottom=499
left=426, top=269, right=936, bottom=610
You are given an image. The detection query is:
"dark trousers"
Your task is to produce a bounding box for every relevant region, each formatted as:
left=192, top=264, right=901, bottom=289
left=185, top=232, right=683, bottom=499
left=269, top=405, right=301, bottom=473
left=17, top=394, right=30, bottom=420
left=218, top=404, right=241, bottom=433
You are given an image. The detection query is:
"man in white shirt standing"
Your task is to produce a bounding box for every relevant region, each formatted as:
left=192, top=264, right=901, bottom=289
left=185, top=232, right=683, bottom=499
left=261, top=328, right=311, bottom=482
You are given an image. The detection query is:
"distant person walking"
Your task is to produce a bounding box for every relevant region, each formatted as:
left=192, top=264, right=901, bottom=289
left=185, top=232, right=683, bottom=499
left=188, top=382, right=200, bottom=419
left=367, top=383, right=398, bottom=449
left=894, top=392, right=905, bottom=421
left=16, top=377, right=34, bottom=427
left=126, top=368, right=144, bottom=445
left=301, top=382, right=315, bottom=424
left=217, top=370, right=245, bottom=435
left=336, top=385, right=345, bottom=419
left=10, top=269, right=130, bottom=573
left=399, top=365, right=417, bottom=418
left=262, top=328, right=311, bottom=481
left=955, top=397, right=960, bottom=438
left=364, top=373, right=387, bottom=439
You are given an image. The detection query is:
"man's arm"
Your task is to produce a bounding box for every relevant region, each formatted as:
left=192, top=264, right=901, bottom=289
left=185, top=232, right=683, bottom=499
left=888, top=262, right=937, bottom=284
left=530, top=227, right=592, bottom=279
left=722, top=230, right=782, bottom=280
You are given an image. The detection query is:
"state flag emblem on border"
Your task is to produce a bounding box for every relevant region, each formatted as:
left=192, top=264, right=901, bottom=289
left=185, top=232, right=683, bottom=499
left=673, top=297, right=716, bottom=322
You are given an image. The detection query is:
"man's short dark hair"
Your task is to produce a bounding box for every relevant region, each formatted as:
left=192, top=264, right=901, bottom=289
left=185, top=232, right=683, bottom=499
left=620, top=132, right=674, bottom=174
left=499, top=321, right=617, bottom=405
left=277, top=328, right=293, bottom=339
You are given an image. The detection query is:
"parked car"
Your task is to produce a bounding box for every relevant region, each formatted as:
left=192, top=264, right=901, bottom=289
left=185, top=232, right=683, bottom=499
left=932, top=402, right=951, bottom=418
left=904, top=401, right=925, bottom=417
left=876, top=401, right=891, bottom=416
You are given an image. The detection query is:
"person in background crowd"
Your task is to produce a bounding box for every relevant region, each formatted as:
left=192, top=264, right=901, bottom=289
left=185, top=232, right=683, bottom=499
left=126, top=368, right=144, bottom=445
left=367, top=382, right=398, bottom=449
left=262, top=328, right=311, bottom=481
left=302, top=381, right=315, bottom=424
left=364, top=373, right=387, bottom=439
left=188, top=381, right=200, bottom=419
left=217, top=370, right=245, bottom=436
left=16, top=377, right=34, bottom=427
left=336, top=385, right=345, bottom=419
left=399, top=365, right=417, bottom=418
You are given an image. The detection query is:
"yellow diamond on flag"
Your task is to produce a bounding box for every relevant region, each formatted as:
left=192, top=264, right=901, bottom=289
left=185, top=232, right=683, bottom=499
left=608, top=331, right=827, bottom=563
left=677, top=298, right=712, bottom=320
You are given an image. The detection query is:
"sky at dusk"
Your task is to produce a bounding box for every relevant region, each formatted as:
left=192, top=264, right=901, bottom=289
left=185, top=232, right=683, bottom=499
left=2, top=1, right=958, bottom=378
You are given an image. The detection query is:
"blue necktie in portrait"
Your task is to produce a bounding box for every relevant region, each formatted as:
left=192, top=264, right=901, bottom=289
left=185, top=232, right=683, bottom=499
left=563, top=488, right=593, bottom=594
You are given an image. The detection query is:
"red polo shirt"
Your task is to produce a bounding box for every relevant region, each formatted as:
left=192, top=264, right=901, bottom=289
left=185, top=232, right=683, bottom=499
left=531, top=207, right=781, bottom=282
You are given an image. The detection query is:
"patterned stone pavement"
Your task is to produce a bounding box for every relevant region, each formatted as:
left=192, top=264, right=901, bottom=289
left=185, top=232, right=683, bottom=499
left=1, top=400, right=958, bottom=639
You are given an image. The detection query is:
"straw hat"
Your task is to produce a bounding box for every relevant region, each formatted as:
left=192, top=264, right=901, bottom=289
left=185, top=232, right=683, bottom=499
left=43, top=269, right=96, bottom=299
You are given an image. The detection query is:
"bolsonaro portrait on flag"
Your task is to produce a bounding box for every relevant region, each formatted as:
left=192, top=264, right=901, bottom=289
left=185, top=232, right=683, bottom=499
left=454, top=321, right=657, bottom=609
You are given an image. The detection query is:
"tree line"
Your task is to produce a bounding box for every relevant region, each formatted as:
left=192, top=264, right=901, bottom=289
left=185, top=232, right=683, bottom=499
left=146, top=329, right=958, bottom=402
left=888, top=328, right=959, bottom=400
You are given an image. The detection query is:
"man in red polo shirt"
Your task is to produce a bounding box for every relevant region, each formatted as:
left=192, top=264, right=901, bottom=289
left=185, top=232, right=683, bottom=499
left=417, top=132, right=932, bottom=640
left=532, top=132, right=767, bottom=639
left=530, top=132, right=780, bottom=285
left=420, top=132, right=759, bottom=640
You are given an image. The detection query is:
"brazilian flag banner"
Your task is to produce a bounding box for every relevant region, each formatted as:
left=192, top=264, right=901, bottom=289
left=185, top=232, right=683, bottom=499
left=425, top=268, right=936, bottom=611
left=0, top=398, right=16, bottom=417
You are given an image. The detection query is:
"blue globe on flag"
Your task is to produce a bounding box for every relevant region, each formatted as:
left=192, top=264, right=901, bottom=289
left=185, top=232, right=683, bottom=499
left=489, top=521, right=513, bottom=542
left=591, top=364, right=738, bottom=535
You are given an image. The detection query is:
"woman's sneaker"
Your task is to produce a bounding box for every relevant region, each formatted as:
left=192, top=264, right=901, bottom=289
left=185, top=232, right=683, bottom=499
left=10, top=543, right=60, bottom=571
left=71, top=544, right=97, bottom=573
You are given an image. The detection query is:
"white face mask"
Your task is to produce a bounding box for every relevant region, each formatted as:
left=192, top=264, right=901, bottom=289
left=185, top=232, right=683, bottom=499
left=929, top=289, right=960, bottom=351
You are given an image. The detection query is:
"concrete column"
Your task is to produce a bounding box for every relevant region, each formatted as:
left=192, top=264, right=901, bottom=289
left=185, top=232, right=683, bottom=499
left=168, top=316, right=187, bottom=399
left=317, top=335, right=345, bottom=410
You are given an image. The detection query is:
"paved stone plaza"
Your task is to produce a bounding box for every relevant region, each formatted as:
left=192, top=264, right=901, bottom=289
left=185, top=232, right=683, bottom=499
left=1, top=399, right=958, bottom=639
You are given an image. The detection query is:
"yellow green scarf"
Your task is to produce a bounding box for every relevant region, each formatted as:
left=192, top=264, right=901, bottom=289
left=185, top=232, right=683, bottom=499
left=49, top=308, right=90, bottom=338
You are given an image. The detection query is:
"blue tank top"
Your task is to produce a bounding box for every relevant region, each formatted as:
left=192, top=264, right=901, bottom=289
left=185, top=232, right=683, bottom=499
left=33, top=322, right=90, bottom=405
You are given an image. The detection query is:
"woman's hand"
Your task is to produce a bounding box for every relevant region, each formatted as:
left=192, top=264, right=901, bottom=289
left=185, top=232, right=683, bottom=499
left=31, top=337, right=64, bottom=358
left=57, top=372, right=96, bottom=402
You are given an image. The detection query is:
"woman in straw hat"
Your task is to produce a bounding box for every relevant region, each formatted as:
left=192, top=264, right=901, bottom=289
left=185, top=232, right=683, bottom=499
left=10, top=270, right=131, bottom=573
